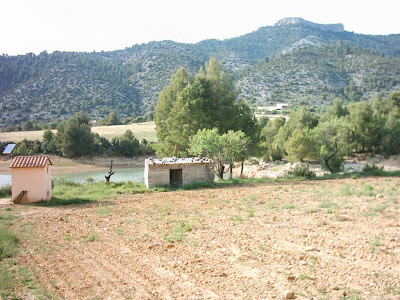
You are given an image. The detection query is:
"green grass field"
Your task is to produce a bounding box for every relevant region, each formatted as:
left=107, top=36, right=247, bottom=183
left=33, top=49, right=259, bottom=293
left=0, top=122, right=157, bottom=143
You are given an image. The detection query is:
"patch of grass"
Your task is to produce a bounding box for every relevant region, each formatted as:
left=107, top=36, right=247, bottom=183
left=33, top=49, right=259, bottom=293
left=182, top=181, right=217, bottom=190
left=298, top=273, right=309, bottom=280
left=164, top=220, right=192, bottom=243
left=244, top=202, right=255, bottom=217
left=281, top=204, right=296, bottom=210
left=339, top=185, right=352, bottom=196
left=37, top=180, right=148, bottom=206
left=357, top=184, right=375, bottom=197
left=370, top=204, right=388, bottom=213
left=86, top=234, right=98, bottom=242
left=0, top=261, right=16, bottom=298
left=0, top=212, right=18, bottom=260
left=360, top=211, right=377, bottom=217
left=159, top=205, right=172, bottom=217
left=371, top=236, right=382, bottom=253
left=318, top=201, right=339, bottom=210
left=0, top=229, right=19, bottom=259
left=230, top=216, right=244, bottom=222
left=264, top=200, right=278, bottom=210
left=97, top=204, right=110, bottom=216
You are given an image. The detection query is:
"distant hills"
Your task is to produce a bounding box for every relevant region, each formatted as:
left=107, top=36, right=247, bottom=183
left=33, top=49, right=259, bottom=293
left=1, top=18, right=400, bottom=128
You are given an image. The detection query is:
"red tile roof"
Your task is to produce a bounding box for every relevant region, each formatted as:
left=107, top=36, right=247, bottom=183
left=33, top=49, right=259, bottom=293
left=10, top=156, right=52, bottom=168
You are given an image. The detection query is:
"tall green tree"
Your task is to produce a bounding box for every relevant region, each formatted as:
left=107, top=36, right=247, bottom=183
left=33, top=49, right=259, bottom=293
left=310, top=118, right=347, bottom=173
left=55, top=112, right=95, bottom=158
left=111, top=130, right=140, bottom=157
left=154, top=58, right=254, bottom=157
left=284, top=129, right=314, bottom=162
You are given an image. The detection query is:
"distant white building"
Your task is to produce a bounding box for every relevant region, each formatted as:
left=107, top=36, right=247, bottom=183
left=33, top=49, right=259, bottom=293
left=145, top=157, right=214, bottom=188
left=276, top=103, right=289, bottom=111
left=257, top=103, right=289, bottom=113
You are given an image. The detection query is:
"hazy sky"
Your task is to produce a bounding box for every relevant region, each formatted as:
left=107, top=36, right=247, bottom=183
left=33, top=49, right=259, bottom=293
left=2, top=0, right=400, bottom=55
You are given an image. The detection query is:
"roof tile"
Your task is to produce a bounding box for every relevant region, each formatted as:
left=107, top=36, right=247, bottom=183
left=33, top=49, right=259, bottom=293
left=10, top=156, right=52, bottom=168
left=145, top=156, right=212, bottom=166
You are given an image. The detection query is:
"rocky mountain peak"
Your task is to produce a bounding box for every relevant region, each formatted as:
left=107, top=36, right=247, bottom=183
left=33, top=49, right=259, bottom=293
left=275, top=17, right=344, bottom=32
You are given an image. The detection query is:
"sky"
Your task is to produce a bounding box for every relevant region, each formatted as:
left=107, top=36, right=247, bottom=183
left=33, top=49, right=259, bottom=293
left=1, top=0, right=400, bottom=55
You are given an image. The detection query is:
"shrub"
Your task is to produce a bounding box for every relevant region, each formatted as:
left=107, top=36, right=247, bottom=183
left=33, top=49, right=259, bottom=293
left=323, top=154, right=344, bottom=173
left=289, top=163, right=316, bottom=179
left=362, top=163, right=384, bottom=174
left=0, top=185, right=11, bottom=198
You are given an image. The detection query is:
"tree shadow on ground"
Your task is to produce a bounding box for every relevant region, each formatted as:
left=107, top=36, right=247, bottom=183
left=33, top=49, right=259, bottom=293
left=34, top=197, right=95, bottom=207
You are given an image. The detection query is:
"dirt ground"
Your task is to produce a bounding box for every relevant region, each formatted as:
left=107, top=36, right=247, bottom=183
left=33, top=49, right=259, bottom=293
left=7, top=177, right=400, bottom=299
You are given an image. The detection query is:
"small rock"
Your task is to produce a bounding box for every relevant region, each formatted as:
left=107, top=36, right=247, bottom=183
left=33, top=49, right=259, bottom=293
left=337, top=215, right=351, bottom=221
left=287, top=275, right=296, bottom=281
left=332, top=286, right=340, bottom=290
left=165, top=243, right=174, bottom=249
left=369, top=282, right=376, bottom=287
left=305, top=246, right=320, bottom=252
left=219, top=272, right=228, bottom=277
left=283, top=289, right=294, bottom=299
left=147, top=244, right=156, bottom=249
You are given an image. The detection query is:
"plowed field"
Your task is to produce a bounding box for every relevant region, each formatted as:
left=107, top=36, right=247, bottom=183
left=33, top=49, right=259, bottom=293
left=9, top=177, right=400, bottom=299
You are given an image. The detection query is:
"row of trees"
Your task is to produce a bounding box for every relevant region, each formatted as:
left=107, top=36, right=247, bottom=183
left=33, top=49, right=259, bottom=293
left=154, top=58, right=400, bottom=176
left=260, top=92, right=400, bottom=172
left=16, top=112, right=153, bottom=158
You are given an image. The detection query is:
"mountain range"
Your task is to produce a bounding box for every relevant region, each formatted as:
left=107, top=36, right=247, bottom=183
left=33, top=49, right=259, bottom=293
left=1, top=17, right=399, bottom=128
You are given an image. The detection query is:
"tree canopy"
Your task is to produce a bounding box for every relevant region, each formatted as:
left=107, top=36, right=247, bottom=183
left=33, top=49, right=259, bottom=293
left=154, top=58, right=257, bottom=157
left=189, top=128, right=250, bottom=179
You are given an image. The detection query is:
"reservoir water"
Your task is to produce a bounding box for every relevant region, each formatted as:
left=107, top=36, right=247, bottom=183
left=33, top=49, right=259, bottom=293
left=0, top=167, right=144, bottom=188
left=0, top=167, right=228, bottom=188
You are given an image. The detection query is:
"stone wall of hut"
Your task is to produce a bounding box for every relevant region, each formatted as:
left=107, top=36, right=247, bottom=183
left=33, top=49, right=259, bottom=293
left=145, top=163, right=214, bottom=188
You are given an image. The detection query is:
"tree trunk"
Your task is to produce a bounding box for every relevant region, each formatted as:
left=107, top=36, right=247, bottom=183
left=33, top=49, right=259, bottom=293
left=240, top=159, right=244, bottom=178
left=229, top=163, right=233, bottom=179
left=219, top=167, right=224, bottom=179
left=324, top=150, right=338, bottom=174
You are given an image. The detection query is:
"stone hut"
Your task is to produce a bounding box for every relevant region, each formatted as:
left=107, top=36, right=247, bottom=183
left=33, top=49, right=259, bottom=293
left=145, top=157, right=214, bottom=188
left=10, top=156, right=52, bottom=203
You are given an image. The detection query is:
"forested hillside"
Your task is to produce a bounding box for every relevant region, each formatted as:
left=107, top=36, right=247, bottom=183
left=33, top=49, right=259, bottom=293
left=1, top=18, right=400, bottom=128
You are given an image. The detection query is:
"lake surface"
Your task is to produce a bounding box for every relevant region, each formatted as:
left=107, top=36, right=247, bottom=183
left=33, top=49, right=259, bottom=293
left=0, top=167, right=144, bottom=188
left=0, top=167, right=229, bottom=188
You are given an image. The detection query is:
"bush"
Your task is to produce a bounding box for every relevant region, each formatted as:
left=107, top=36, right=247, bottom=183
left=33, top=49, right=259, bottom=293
left=289, top=163, right=316, bottom=179
left=362, top=163, right=384, bottom=173
left=0, top=185, right=11, bottom=198
left=322, top=154, right=344, bottom=173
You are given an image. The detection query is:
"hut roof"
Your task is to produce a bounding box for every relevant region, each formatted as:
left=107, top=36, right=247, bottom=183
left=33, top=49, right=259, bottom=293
left=10, top=156, right=52, bottom=168
left=146, top=157, right=212, bottom=166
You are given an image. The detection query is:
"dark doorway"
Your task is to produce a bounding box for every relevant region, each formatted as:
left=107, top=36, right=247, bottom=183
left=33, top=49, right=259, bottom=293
left=170, top=169, right=183, bottom=188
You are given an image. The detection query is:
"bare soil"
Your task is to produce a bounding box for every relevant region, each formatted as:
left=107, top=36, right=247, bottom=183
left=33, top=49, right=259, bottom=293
left=8, top=177, right=400, bottom=299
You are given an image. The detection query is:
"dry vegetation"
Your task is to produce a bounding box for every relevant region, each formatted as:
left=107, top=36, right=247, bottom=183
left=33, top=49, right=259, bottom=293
left=1, top=177, right=399, bottom=299
left=0, top=121, right=156, bottom=143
